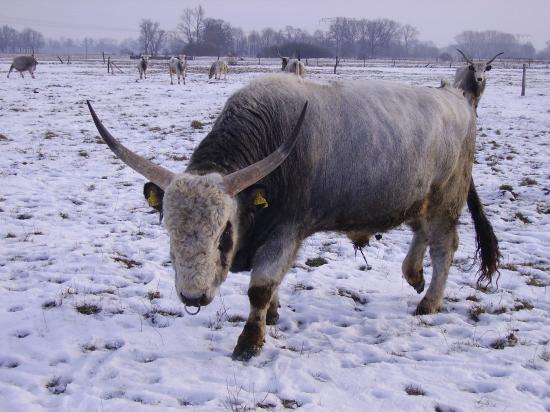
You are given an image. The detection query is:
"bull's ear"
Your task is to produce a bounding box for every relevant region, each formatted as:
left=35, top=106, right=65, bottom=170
left=143, top=182, right=164, bottom=217
left=468, top=65, right=474, bottom=71
left=485, top=65, right=492, bottom=71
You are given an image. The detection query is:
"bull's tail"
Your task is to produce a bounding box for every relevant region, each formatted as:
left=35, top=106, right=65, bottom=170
left=467, top=177, right=501, bottom=286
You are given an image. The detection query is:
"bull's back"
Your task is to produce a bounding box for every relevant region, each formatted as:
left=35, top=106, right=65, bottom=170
left=13, top=56, right=35, bottom=71
left=263, top=77, right=474, bottom=229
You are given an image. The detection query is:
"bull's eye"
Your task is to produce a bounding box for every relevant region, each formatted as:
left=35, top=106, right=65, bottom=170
left=218, top=222, right=233, bottom=267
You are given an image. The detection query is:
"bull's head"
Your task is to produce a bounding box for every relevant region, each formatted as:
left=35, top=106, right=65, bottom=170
left=87, top=101, right=307, bottom=310
left=456, top=49, right=504, bottom=86
left=277, top=49, right=289, bottom=71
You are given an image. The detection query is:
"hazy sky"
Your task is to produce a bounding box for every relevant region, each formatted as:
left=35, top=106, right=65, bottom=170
left=1, top=0, right=549, bottom=49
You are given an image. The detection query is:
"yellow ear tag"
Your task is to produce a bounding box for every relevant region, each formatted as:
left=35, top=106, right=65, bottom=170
left=147, top=191, right=161, bottom=208
left=253, top=192, right=268, bottom=208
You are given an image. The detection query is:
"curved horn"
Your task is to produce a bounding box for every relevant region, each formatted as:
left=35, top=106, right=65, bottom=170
left=486, top=51, right=504, bottom=65
left=87, top=100, right=175, bottom=190
left=223, top=101, right=308, bottom=196
left=277, top=48, right=283, bottom=58
left=456, top=48, right=473, bottom=65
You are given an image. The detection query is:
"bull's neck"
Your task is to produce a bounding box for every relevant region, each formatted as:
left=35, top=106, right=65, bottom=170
left=186, top=126, right=281, bottom=177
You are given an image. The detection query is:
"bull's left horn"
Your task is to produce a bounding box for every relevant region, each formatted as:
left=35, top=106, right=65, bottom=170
left=87, top=100, right=175, bottom=190
left=223, top=101, right=308, bottom=196
left=486, top=52, right=504, bottom=65
left=456, top=48, right=474, bottom=65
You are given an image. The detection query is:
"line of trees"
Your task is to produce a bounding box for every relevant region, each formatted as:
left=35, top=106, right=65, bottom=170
left=141, top=7, right=544, bottom=60
left=2, top=8, right=549, bottom=60
left=0, top=25, right=44, bottom=53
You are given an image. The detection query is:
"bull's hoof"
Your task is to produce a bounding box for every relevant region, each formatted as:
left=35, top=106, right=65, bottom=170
left=415, top=298, right=439, bottom=316
left=231, top=343, right=262, bottom=361
left=266, top=311, right=279, bottom=325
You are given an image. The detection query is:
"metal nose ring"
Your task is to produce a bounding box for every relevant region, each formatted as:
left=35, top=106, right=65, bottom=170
left=184, top=305, right=201, bottom=315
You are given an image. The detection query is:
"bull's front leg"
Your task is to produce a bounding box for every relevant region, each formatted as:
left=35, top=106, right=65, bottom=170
left=402, top=221, right=428, bottom=293
left=232, top=227, right=300, bottom=361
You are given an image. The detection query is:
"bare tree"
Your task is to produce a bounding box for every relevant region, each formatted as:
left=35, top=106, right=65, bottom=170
left=151, top=28, right=166, bottom=56
left=0, top=26, right=19, bottom=52
left=193, top=5, right=205, bottom=43
left=401, top=24, right=419, bottom=56
left=328, top=17, right=357, bottom=57
left=178, top=8, right=194, bottom=43
left=363, top=19, right=401, bottom=57
left=455, top=30, right=534, bottom=59
left=82, top=37, right=94, bottom=58
left=18, top=28, right=45, bottom=53
left=178, top=5, right=205, bottom=45
left=139, top=19, right=165, bottom=56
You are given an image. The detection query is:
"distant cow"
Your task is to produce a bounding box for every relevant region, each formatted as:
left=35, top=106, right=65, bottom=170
left=454, top=49, right=503, bottom=114
left=283, top=58, right=305, bottom=77
left=209, top=60, right=228, bottom=80
left=137, top=56, right=149, bottom=80
left=7, top=55, right=38, bottom=79
left=87, top=75, right=500, bottom=361
left=169, top=56, right=187, bottom=85
left=278, top=50, right=305, bottom=77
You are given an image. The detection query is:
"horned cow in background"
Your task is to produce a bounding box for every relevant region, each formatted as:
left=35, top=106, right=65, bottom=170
left=454, top=49, right=503, bottom=114
left=278, top=50, right=305, bottom=77
left=137, top=56, right=149, bottom=80
left=209, top=60, right=228, bottom=80
left=7, top=55, right=38, bottom=79
left=87, top=75, right=500, bottom=361
left=169, top=56, right=187, bottom=85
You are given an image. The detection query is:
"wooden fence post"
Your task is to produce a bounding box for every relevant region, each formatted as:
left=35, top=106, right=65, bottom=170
left=107, top=56, right=111, bottom=74
left=521, top=64, right=527, bottom=96
left=102, top=52, right=105, bottom=64
left=334, top=55, right=339, bottom=74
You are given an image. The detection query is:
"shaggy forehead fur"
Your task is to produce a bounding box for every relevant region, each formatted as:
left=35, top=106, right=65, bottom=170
left=163, top=173, right=237, bottom=295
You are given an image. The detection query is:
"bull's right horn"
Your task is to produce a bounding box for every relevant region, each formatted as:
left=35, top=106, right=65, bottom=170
left=486, top=52, right=504, bottom=65
left=87, top=101, right=175, bottom=190
left=456, top=48, right=474, bottom=65
left=223, top=101, right=308, bottom=196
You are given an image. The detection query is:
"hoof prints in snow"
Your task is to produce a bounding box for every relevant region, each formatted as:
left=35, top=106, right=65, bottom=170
left=1, top=58, right=549, bottom=411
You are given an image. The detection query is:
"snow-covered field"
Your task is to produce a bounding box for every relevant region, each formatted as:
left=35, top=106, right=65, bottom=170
left=1, top=57, right=549, bottom=412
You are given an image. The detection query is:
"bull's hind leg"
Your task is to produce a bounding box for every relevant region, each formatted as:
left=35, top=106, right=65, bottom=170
left=7, top=65, right=13, bottom=78
left=402, top=221, right=428, bottom=293
left=416, top=215, right=459, bottom=315
left=232, top=226, right=300, bottom=361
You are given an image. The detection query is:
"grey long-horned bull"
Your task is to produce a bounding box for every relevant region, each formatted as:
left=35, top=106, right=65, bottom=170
left=87, top=74, right=500, bottom=361
left=454, top=49, right=503, bottom=114
left=7, top=55, right=38, bottom=79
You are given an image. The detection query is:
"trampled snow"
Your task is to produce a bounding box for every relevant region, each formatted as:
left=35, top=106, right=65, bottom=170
left=0, top=57, right=549, bottom=411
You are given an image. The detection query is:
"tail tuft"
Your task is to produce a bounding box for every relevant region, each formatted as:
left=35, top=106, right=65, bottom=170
left=467, top=178, right=501, bottom=287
